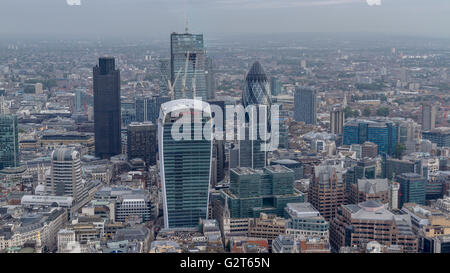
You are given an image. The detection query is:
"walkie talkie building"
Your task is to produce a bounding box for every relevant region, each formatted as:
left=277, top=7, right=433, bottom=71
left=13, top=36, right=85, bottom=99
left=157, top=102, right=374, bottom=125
left=158, top=99, right=213, bottom=229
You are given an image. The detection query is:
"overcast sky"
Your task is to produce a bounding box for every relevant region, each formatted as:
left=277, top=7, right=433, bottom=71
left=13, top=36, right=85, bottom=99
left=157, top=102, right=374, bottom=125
left=0, top=0, right=449, bottom=39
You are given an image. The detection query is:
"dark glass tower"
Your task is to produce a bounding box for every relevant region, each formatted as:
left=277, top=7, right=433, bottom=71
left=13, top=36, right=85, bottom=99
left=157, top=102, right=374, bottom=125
left=0, top=115, right=19, bottom=170
left=93, top=57, right=121, bottom=159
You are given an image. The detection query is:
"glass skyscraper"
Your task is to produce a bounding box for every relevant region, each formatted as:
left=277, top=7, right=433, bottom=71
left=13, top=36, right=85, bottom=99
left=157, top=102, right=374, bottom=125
left=239, top=61, right=272, bottom=169
left=158, top=99, right=213, bottom=229
left=0, top=115, right=19, bottom=170
left=170, top=33, right=207, bottom=101
left=294, top=86, right=317, bottom=125
left=93, top=57, right=122, bottom=159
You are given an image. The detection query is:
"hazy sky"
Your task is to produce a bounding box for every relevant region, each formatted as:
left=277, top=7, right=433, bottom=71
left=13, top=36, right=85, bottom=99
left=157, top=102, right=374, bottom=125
left=0, top=0, right=449, bottom=39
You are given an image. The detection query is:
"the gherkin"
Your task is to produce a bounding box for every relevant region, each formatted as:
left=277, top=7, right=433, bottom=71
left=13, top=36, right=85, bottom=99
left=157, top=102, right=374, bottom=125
left=242, top=61, right=272, bottom=108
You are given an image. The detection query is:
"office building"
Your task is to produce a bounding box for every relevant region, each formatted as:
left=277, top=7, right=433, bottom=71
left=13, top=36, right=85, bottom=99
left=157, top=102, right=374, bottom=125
left=330, top=107, right=344, bottom=135
left=294, top=86, right=317, bottom=125
left=422, top=128, right=450, bottom=148
left=170, top=32, right=207, bottom=100
left=343, top=118, right=398, bottom=155
left=308, top=165, right=345, bottom=221
left=396, top=173, right=426, bottom=208
left=46, top=148, right=87, bottom=203
left=158, top=99, right=213, bottom=229
left=330, top=200, right=418, bottom=253
left=272, top=235, right=295, bottom=253
left=270, top=159, right=303, bottom=180
left=361, top=142, right=378, bottom=158
left=221, top=165, right=304, bottom=219
left=0, top=115, right=19, bottom=170
left=93, top=57, right=121, bottom=159
left=285, top=202, right=329, bottom=241
left=205, top=56, right=216, bottom=100
left=270, top=77, right=282, bottom=96
left=242, top=61, right=271, bottom=108
left=349, top=179, right=390, bottom=205
left=127, top=122, right=157, bottom=166
left=248, top=213, right=286, bottom=249
left=240, top=61, right=272, bottom=169
left=422, top=103, right=437, bottom=131
left=384, top=157, right=422, bottom=180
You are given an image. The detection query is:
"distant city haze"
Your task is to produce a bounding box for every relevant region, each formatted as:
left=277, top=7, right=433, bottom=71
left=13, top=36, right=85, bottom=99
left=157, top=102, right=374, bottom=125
left=0, top=0, right=449, bottom=39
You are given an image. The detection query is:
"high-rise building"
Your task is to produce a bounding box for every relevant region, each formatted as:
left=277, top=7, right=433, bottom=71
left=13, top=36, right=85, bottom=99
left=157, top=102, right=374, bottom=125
left=239, top=62, right=272, bottom=169
left=0, top=115, right=19, bottom=170
left=238, top=124, right=267, bottom=169
left=170, top=33, right=207, bottom=100
left=205, top=56, right=216, bottom=100
left=309, top=165, right=345, bottom=221
left=46, top=148, right=87, bottom=203
left=158, top=99, right=213, bottom=229
left=422, top=103, right=437, bottom=131
left=343, top=118, right=398, bottom=155
left=330, top=107, right=344, bottom=135
left=221, top=165, right=304, bottom=219
left=396, top=173, right=426, bottom=208
left=270, top=77, right=282, bottom=96
left=135, top=95, right=171, bottom=123
left=93, top=57, right=121, bottom=159
left=127, top=122, right=157, bottom=166
left=242, top=61, right=272, bottom=108
left=294, top=86, right=317, bottom=125
left=159, top=59, right=170, bottom=97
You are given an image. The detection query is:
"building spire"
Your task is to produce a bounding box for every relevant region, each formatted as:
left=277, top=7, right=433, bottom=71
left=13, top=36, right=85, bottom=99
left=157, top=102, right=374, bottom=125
left=185, top=15, right=189, bottom=33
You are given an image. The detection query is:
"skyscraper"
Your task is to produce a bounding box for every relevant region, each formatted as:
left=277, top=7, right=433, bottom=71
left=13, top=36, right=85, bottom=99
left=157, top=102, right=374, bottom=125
left=422, top=103, right=436, bottom=131
left=205, top=56, right=216, bottom=100
left=46, top=148, right=86, bottom=203
left=0, top=115, right=19, bottom=170
left=93, top=57, right=121, bottom=159
left=170, top=33, right=207, bottom=100
left=127, top=122, right=157, bottom=166
left=158, top=99, right=213, bottom=229
left=294, top=86, right=317, bottom=125
left=242, top=61, right=271, bottom=108
left=239, top=61, right=272, bottom=169
left=309, top=165, right=345, bottom=221
left=330, top=107, right=344, bottom=135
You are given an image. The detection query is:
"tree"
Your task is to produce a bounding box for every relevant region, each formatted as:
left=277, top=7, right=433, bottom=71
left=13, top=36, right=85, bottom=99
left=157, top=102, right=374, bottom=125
left=376, top=107, right=389, bottom=117
left=353, top=110, right=360, bottom=118
left=363, top=107, right=371, bottom=117
left=344, top=106, right=354, bottom=119
left=394, top=143, right=406, bottom=159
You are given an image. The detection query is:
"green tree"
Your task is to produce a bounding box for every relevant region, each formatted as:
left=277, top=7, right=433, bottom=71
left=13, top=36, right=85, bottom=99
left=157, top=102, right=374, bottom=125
left=344, top=106, right=354, bottom=119
left=394, top=143, right=406, bottom=159
left=362, top=107, right=371, bottom=117
left=376, top=107, right=389, bottom=117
